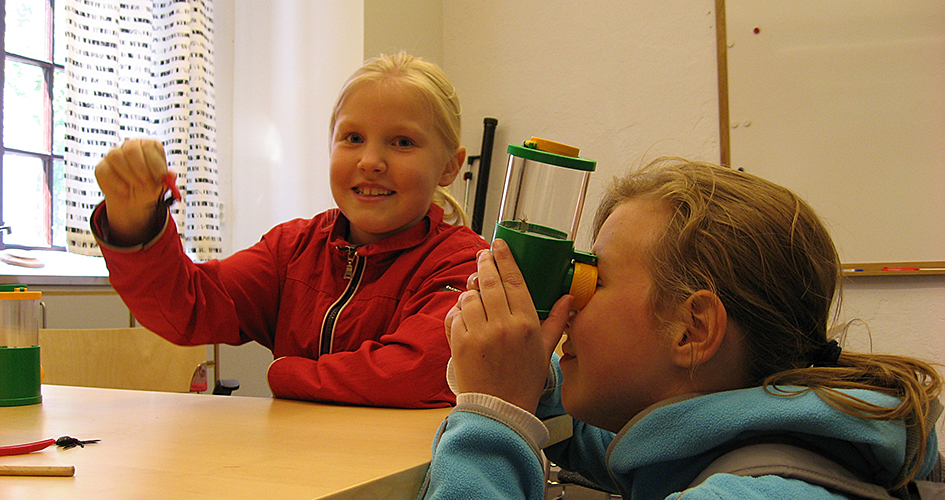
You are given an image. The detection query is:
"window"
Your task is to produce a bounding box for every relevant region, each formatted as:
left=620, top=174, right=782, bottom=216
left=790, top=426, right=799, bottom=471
left=1, top=0, right=66, bottom=250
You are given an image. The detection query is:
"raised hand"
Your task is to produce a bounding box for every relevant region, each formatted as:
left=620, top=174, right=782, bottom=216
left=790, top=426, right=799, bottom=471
left=94, top=139, right=171, bottom=245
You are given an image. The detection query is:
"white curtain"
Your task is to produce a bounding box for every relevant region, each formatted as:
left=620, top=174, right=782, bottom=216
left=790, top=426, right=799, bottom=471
left=62, top=0, right=221, bottom=261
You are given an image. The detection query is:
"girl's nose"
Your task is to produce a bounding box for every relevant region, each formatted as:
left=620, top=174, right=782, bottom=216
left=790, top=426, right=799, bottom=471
left=357, top=144, right=387, bottom=174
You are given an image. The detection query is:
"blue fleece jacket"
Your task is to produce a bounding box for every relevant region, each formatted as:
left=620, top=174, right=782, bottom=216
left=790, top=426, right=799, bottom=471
left=418, top=356, right=940, bottom=500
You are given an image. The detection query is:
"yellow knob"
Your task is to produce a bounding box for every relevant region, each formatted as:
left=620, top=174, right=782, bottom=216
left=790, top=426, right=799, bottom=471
left=569, top=261, right=597, bottom=310
left=526, top=137, right=580, bottom=158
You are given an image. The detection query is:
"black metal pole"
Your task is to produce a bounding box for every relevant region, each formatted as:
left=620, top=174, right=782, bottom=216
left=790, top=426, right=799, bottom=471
left=471, top=117, right=497, bottom=235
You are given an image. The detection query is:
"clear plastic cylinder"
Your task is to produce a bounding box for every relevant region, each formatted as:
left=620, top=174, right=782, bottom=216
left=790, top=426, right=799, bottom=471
left=0, top=289, right=41, bottom=348
left=497, top=145, right=593, bottom=240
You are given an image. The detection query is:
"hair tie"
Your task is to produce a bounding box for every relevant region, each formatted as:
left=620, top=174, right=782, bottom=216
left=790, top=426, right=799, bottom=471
left=811, top=339, right=842, bottom=367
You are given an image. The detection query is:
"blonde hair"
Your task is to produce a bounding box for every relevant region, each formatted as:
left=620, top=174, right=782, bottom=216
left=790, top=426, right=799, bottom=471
left=330, top=52, right=468, bottom=226
left=594, top=157, right=942, bottom=488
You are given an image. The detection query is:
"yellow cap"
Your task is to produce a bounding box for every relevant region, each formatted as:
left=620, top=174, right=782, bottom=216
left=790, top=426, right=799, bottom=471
left=568, top=261, right=597, bottom=310
left=526, top=137, right=580, bottom=158
left=0, top=289, right=41, bottom=300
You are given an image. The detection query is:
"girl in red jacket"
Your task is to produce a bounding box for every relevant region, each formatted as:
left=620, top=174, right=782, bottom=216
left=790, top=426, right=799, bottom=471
left=91, top=53, right=488, bottom=408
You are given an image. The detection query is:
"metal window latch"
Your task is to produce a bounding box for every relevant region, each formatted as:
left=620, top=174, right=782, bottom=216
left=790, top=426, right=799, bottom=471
left=0, top=225, right=11, bottom=234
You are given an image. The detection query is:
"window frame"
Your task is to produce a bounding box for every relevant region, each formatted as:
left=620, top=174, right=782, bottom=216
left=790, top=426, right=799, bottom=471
left=1, top=0, right=65, bottom=251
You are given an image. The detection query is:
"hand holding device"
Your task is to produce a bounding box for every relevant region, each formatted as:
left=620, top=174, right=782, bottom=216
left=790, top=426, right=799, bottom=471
left=446, top=240, right=572, bottom=413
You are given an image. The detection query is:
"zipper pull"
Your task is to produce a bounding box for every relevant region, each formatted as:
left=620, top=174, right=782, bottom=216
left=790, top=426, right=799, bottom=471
left=342, top=246, right=357, bottom=280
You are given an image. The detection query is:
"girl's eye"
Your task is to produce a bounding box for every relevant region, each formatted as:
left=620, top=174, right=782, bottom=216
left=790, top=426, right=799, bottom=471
left=345, top=133, right=364, bottom=144
left=394, top=137, right=415, bottom=148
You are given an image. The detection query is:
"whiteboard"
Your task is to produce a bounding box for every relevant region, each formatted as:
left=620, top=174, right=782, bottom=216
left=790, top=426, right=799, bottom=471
left=725, top=1, right=945, bottom=263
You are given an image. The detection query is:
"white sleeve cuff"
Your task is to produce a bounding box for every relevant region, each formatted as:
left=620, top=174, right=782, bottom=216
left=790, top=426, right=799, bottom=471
left=456, top=392, right=550, bottom=449
left=447, top=357, right=557, bottom=397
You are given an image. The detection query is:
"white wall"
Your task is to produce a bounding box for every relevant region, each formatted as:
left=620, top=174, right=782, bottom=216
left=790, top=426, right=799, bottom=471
left=215, top=0, right=365, bottom=397
left=228, top=0, right=363, bottom=254
left=442, top=0, right=721, bottom=249
left=214, top=2, right=944, bottom=452
left=364, top=0, right=443, bottom=63
left=842, top=276, right=945, bottom=369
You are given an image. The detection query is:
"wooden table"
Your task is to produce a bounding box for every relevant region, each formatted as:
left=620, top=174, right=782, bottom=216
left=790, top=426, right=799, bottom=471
left=0, top=385, right=451, bottom=499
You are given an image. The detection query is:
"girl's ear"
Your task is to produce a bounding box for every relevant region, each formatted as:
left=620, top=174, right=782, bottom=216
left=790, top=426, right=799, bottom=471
left=671, top=290, right=728, bottom=369
left=439, top=146, right=466, bottom=186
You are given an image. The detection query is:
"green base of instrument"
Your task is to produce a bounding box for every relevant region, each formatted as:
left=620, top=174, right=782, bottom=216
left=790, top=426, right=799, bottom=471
left=0, top=346, right=42, bottom=406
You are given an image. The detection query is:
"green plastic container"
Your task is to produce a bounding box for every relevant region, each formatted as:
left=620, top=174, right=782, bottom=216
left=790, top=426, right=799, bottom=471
left=0, top=286, right=42, bottom=406
left=494, top=139, right=597, bottom=318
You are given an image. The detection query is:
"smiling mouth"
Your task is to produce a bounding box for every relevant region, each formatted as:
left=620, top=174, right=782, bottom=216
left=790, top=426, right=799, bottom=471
left=354, top=187, right=394, bottom=196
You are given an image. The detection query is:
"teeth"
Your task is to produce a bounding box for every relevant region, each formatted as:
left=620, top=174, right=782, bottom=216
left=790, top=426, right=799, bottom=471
left=355, top=187, right=393, bottom=196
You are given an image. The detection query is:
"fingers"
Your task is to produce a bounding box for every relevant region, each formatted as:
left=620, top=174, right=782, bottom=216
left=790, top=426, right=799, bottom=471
left=458, top=242, right=572, bottom=360
left=460, top=240, right=537, bottom=322
left=466, top=272, right=479, bottom=291
left=455, top=288, right=487, bottom=327
left=119, top=140, right=154, bottom=188
left=474, top=248, right=509, bottom=317
left=140, top=139, right=169, bottom=181
left=120, top=138, right=168, bottom=185
left=447, top=268, right=482, bottom=345
left=444, top=303, right=463, bottom=344
left=97, top=139, right=168, bottom=190
left=490, top=239, right=537, bottom=317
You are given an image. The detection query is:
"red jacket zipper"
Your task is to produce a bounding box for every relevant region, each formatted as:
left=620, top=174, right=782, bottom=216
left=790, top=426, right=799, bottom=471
left=319, top=246, right=365, bottom=356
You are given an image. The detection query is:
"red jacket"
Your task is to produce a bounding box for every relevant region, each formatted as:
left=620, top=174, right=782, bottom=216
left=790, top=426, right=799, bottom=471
left=93, top=203, right=488, bottom=408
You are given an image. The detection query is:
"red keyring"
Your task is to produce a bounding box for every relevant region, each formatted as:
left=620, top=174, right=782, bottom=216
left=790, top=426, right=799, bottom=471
left=163, top=172, right=182, bottom=204
left=0, top=438, right=56, bottom=457
left=0, top=436, right=100, bottom=456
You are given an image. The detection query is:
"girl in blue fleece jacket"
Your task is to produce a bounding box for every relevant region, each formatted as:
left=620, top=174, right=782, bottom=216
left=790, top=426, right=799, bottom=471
left=419, top=158, right=942, bottom=499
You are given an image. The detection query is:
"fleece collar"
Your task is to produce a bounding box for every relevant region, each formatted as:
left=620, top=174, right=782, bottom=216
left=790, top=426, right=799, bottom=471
left=604, top=386, right=924, bottom=498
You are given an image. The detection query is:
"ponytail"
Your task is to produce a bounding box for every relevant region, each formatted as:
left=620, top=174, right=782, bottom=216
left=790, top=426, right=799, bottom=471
left=433, top=186, right=468, bottom=227
left=764, top=352, right=943, bottom=488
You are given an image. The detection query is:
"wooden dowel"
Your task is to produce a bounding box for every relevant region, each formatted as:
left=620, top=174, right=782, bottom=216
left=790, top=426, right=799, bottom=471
left=0, top=465, right=75, bottom=477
